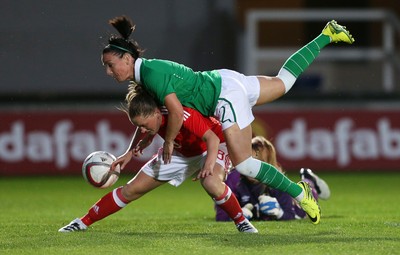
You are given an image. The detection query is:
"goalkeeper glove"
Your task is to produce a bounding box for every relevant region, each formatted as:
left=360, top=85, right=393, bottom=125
left=258, top=195, right=284, bottom=219
left=241, top=203, right=254, bottom=220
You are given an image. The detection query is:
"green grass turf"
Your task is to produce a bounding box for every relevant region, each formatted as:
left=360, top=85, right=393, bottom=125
left=0, top=172, right=399, bottom=255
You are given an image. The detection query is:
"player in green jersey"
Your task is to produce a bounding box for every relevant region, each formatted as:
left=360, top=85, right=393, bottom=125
left=102, top=16, right=355, bottom=224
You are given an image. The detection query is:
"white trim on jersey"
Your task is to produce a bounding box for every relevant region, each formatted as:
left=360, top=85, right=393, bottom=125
left=160, top=106, right=168, bottom=114
left=183, top=110, right=191, bottom=120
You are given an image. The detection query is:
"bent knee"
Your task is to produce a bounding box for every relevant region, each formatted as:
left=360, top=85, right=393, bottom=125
left=201, top=176, right=225, bottom=198
left=121, top=184, right=143, bottom=201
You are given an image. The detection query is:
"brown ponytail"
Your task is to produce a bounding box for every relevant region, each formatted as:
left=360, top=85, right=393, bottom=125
left=103, top=15, right=144, bottom=59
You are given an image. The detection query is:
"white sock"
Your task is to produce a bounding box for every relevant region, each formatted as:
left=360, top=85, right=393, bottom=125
left=295, top=190, right=304, bottom=203
left=277, top=68, right=297, bottom=93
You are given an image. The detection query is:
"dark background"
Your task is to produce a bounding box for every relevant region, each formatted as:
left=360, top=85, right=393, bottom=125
left=1, top=0, right=399, bottom=103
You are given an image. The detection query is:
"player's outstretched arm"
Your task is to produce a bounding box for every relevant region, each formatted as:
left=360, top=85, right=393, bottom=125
left=163, top=93, right=184, bottom=164
left=111, top=127, right=152, bottom=171
left=111, top=151, right=133, bottom=171
left=134, top=134, right=155, bottom=156
left=125, top=127, right=147, bottom=153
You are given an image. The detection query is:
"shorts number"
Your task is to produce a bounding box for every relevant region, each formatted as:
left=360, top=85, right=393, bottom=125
left=217, top=150, right=225, bottom=160
left=217, top=150, right=231, bottom=170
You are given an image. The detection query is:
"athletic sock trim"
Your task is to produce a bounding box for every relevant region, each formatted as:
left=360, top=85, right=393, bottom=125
left=113, top=187, right=128, bottom=208
left=214, top=185, right=232, bottom=205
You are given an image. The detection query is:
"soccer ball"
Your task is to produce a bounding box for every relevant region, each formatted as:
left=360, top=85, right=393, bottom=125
left=82, top=151, right=120, bottom=189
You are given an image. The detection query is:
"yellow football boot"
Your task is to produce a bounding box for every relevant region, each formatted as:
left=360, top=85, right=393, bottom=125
left=322, top=20, right=355, bottom=44
left=298, top=181, right=321, bottom=225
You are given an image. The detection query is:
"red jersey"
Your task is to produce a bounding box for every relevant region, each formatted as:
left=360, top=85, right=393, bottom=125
left=157, top=106, right=225, bottom=157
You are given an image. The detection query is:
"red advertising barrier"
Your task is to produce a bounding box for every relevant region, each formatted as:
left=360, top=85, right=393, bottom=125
left=0, top=107, right=399, bottom=176
left=252, top=108, right=400, bottom=171
left=0, top=109, right=163, bottom=176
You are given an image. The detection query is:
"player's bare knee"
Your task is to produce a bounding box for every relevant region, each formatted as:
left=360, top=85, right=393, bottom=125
left=201, top=176, right=224, bottom=198
left=121, top=184, right=141, bottom=201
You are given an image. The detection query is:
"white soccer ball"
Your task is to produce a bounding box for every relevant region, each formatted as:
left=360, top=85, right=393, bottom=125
left=82, top=151, right=120, bottom=189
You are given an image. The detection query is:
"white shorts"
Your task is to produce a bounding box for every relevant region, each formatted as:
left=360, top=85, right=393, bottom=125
left=214, top=69, right=260, bottom=130
left=141, top=143, right=230, bottom=187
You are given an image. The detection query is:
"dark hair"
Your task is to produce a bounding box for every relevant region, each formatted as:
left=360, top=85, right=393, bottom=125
left=121, top=84, right=158, bottom=124
left=103, top=15, right=144, bottom=59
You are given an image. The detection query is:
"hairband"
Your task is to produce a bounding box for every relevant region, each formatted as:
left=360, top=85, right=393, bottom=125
left=107, top=44, right=133, bottom=54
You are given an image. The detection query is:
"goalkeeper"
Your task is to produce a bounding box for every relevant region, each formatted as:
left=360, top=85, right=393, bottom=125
left=216, top=136, right=330, bottom=221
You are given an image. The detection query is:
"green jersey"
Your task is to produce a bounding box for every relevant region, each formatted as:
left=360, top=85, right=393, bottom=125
left=135, top=58, right=222, bottom=117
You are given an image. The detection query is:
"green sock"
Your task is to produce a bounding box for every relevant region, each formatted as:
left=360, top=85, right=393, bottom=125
left=282, top=34, right=331, bottom=78
left=255, top=161, right=302, bottom=198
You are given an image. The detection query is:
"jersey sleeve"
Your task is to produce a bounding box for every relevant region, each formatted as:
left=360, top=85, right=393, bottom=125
left=182, top=107, right=211, bottom=139
left=140, top=59, right=176, bottom=105
left=141, top=70, right=174, bottom=105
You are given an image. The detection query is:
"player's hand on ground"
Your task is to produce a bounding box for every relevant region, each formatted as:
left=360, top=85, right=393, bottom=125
left=162, top=141, right=174, bottom=164
left=112, top=151, right=133, bottom=171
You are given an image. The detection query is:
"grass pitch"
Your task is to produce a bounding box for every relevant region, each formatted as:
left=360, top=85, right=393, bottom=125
left=0, top=172, right=399, bottom=255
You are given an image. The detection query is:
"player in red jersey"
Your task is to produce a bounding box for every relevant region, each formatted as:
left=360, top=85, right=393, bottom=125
left=59, top=85, right=258, bottom=233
